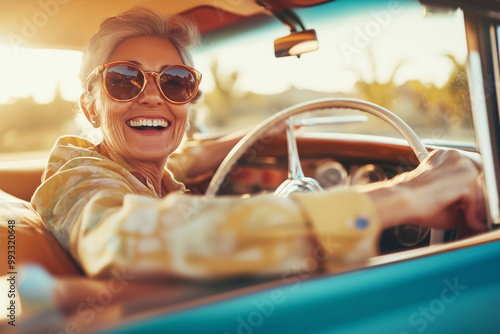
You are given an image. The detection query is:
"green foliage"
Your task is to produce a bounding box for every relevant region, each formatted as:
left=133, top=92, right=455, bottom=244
left=350, top=51, right=473, bottom=141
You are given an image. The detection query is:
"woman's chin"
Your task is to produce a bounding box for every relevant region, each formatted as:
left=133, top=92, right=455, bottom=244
left=125, top=132, right=177, bottom=159
left=122, top=140, right=172, bottom=162
left=132, top=147, right=173, bottom=162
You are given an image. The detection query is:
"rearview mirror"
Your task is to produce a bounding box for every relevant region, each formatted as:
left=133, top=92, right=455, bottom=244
left=274, top=29, right=318, bottom=58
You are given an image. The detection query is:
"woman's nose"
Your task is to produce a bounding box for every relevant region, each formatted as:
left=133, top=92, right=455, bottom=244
left=138, top=74, right=164, bottom=105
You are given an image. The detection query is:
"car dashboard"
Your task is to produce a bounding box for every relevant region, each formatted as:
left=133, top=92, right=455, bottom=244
left=187, top=132, right=478, bottom=254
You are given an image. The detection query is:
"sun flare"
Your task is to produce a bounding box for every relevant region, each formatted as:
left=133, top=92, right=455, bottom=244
left=0, top=46, right=83, bottom=104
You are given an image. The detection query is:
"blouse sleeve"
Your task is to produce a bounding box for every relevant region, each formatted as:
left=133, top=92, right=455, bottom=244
left=32, top=156, right=380, bottom=279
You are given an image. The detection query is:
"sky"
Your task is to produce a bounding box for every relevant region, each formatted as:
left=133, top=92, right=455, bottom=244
left=0, top=4, right=468, bottom=104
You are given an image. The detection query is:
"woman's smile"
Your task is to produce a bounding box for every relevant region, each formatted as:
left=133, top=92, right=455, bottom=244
left=126, top=117, right=171, bottom=132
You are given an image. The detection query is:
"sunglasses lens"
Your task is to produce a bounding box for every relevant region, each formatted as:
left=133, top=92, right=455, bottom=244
left=104, top=65, right=144, bottom=101
left=160, top=68, right=197, bottom=103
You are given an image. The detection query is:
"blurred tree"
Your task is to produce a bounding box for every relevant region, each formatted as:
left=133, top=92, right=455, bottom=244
left=348, top=48, right=473, bottom=141
left=0, top=84, right=77, bottom=153
left=351, top=48, right=404, bottom=110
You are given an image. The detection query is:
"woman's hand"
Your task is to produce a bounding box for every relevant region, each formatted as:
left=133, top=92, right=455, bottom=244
left=366, top=149, right=487, bottom=233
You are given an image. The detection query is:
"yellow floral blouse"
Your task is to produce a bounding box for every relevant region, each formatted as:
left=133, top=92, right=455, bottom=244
left=31, top=136, right=380, bottom=279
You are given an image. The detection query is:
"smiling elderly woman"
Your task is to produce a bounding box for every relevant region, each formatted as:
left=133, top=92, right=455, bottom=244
left=30, top=7, right=486, bottom=279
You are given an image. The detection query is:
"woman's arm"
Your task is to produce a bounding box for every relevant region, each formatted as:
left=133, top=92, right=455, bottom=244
left=365, top=149, right=486, bottom=232
left=32, top=138, right=380, bottom=279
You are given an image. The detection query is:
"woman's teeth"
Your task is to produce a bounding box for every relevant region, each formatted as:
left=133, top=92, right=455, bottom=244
left=128, top=119, right=170, bottom=130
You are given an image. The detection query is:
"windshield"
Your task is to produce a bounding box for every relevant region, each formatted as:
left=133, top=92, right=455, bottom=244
left=0, top=0, right=474, bottom=156
left=191, top=0, right=473, bottom=145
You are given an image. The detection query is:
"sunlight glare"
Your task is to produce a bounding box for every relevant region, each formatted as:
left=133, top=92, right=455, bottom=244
left=0, top=46, right=82, bottom=104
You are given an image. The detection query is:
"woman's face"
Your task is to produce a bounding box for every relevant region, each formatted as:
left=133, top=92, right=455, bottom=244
left=97, top=36, right=190, bottom=164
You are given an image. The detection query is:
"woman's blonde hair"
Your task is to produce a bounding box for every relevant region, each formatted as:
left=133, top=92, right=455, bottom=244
left=81, top=6, right=199, bottom=92
left=77, top=6, right=200, bottom=141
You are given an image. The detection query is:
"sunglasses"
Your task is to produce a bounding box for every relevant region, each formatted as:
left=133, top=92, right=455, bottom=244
left=87, top=61, right=202, bottom=104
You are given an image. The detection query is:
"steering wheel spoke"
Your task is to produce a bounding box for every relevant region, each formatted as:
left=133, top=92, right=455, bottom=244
left=274, top=118, right=324, bottom=197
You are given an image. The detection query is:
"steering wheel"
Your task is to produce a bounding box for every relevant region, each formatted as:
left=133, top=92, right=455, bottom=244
left=205, top=98, right=443, bottom=245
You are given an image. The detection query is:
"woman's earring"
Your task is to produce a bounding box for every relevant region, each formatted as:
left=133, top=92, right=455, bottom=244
left=91, top=118, right=101, bottom=128
left=185, top=122, right=191, bottom=132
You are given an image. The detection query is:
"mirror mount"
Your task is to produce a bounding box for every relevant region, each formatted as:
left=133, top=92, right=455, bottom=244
left=256, top=0, right=319, bottom=58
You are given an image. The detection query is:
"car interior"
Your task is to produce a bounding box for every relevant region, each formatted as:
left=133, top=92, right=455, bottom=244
left=2, top=0, right=500, bottom=333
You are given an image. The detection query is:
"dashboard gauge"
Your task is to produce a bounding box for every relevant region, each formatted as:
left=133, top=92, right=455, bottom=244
left=313, top=161, right=348, bottom=188
left=350, top=164, right=387, bottom=186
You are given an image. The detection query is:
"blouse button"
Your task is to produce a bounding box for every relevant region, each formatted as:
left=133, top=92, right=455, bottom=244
left=355, top=217, right=369, bottom=229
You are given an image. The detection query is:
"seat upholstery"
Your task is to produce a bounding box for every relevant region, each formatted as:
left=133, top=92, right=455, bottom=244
left=0, top=190, right=82, bottom=277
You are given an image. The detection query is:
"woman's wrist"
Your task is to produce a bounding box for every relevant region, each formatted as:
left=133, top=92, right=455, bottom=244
left=363, top=182, right=415, bottom=229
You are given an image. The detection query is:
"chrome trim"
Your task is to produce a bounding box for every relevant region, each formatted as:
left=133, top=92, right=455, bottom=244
left=274, top=118, right=323, bottom=197
left=467, top=37, right=500, bottom=227
left=293, top=115, right=368, bottom=127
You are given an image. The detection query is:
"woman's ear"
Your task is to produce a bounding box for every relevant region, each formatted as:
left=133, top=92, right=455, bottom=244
left=80, top=94, right=101, bottom=128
